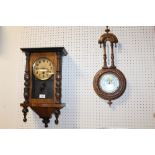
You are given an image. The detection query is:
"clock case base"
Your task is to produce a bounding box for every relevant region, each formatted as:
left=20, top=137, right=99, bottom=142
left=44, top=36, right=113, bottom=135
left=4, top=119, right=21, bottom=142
left=20, top=103, right=65, bottom=127
left=20, top=47, right=67, bottom=128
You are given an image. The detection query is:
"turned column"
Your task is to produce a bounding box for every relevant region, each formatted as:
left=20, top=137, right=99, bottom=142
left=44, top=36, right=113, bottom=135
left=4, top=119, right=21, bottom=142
left=22, top=52, right=30, bottom=122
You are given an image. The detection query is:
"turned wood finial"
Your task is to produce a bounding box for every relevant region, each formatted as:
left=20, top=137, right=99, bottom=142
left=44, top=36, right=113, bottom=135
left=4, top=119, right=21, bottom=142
left=105, top=26, right=110, bottom=33
left=108, top=100, right=112, bottom=107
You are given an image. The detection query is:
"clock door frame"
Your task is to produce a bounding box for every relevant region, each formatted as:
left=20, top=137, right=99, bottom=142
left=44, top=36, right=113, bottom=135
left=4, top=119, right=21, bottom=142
left=29, top=52, right=57, bottom=107
left=20, top=47, right=68, bottom=127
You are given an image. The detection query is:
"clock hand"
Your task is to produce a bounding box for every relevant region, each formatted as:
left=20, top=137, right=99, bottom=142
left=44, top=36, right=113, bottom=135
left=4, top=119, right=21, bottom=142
left=47, top=71, right=54, bottom=75
left=38, top=68, right=48, bottom=71
left=108, top=77, right=112, bottom=84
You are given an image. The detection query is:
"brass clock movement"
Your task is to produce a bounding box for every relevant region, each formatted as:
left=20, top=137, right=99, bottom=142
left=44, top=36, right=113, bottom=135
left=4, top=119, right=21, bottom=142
left=20, top=47, right=68, bottom=127
left=93, top=26, right=126, bottom=106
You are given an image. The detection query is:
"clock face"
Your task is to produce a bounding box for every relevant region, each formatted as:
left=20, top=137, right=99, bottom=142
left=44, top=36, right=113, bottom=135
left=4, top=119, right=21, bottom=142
left=33, top=57, right=54, bottom=80
left=99, top=73, right=120, bottom=93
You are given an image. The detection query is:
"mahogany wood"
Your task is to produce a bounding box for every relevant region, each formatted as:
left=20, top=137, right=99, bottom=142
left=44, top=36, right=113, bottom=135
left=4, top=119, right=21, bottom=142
left=94, top=26, right=126, bottom=106
left=93, top=68, right=126, bottom=106
left=20, top=47, right=67, bottom=127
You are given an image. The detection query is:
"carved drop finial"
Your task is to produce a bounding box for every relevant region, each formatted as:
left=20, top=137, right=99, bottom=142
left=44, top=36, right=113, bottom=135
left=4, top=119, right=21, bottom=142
left=54, top=110, right=61, bottom=125
left=108, top=100, right=112, bottom=107
left=42, top=117, right=50, bottom=128
left=22, top=107, right=28, bottom=122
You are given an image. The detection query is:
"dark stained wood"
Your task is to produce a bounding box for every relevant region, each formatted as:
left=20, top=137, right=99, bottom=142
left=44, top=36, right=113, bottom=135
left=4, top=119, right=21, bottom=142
left=93, top=68, right=126, bottom=106
left=55, top=52, right=62, bottom=104
left=94, top=26, right=126, bottom=106
left=20, top=47, right=67, bottom=127
left=110, top=42, right=115, bottom=68
left=20, top=52, right=31, bottom=122
left=20, top=47, right=68, bottom=56
left=24, top=52, right=30, bottom=103
left=29, top=52, right=57, bottom=105
left=98, top=26, right=118, bottom=44
left=54, top=109, right=61, bottom=124
left=103, top=43, right=107, bottom=68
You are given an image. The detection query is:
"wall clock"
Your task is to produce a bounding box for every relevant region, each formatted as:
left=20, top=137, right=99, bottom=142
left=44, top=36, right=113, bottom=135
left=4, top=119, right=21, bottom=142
left=93, top=26, right=126, bottom=106
left=20, top=47, right=68, bottom=127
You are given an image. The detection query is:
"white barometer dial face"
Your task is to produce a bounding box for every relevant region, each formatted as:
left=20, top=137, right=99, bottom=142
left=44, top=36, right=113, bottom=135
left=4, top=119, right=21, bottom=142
left=33, top=57, right=54, bottom=80
left=99, top=73, right=120, bottom=93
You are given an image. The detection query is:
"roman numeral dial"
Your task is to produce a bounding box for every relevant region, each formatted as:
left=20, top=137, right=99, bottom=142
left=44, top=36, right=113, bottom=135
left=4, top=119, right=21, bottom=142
left=33, top=57, right=54, bottom=80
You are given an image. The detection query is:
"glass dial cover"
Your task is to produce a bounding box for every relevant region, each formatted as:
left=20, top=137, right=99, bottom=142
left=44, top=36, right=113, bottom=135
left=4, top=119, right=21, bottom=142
left=99, top=73, right=120, bottom=93
left=33, top=57, right=54, bottom=80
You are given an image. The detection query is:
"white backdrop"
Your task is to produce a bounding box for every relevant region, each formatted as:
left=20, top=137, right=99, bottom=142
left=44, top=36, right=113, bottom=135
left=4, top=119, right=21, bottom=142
left=0, top=26, right=155, bottom=128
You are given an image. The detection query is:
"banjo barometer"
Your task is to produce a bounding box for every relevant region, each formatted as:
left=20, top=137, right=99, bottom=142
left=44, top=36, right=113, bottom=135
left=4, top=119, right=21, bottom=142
left=93, top=26, right=126, bottom=106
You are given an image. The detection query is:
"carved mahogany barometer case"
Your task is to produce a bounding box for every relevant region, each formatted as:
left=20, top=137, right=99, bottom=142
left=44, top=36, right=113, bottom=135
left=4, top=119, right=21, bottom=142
left=20, top=47, right=68, bottom=127
left=93, top=27, right=126, bottom=106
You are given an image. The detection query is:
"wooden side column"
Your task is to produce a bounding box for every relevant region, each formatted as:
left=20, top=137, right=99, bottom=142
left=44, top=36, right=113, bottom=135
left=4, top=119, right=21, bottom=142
left=103, top=43, right=107, bottom=68
left=21, top=52, right=31, bottom=122
left=54, top=52, right=62, bottom=124
left=110, top=42, right=115, bottom=68
left=55, top=52, right=62, bottom=104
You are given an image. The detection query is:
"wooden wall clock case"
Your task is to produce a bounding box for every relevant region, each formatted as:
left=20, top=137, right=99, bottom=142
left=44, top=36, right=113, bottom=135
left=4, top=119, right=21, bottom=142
left=20, top=47, right=68, bottom=128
